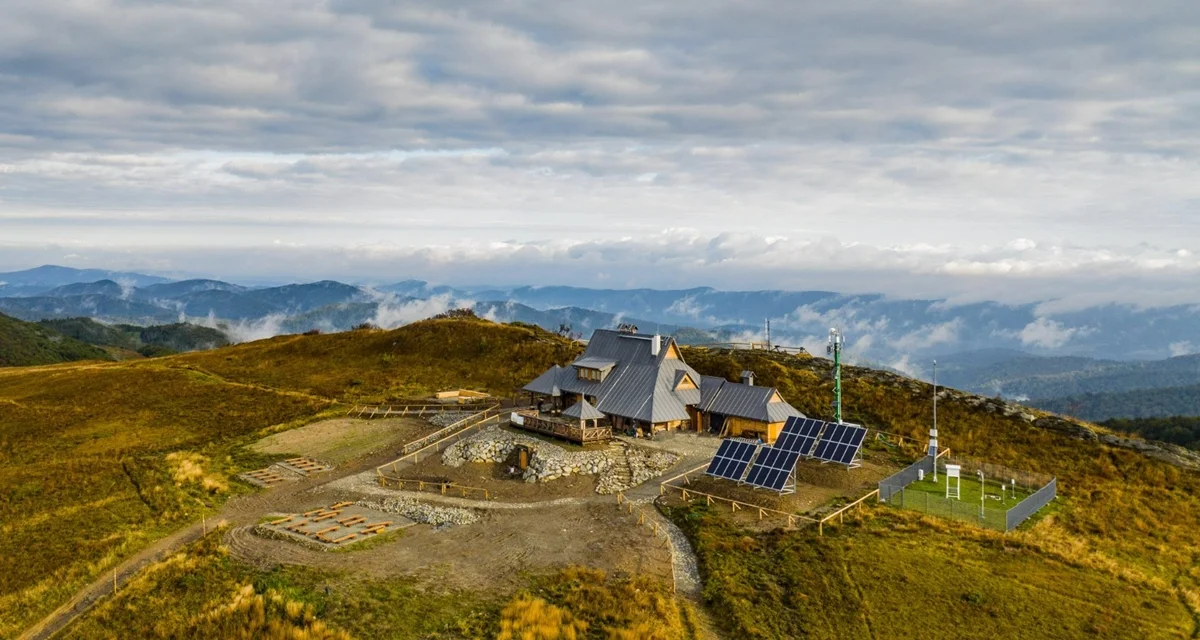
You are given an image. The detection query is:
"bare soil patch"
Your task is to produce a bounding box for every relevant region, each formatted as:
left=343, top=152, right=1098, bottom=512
left=229, top=500, right=672, bottom=593
left=400, top=455, right=602, bottom=502
left=251, top=417, right=434, bottom=465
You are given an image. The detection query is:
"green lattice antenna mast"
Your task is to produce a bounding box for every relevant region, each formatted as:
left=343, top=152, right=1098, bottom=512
left=827, top=328, right=843, bottom=423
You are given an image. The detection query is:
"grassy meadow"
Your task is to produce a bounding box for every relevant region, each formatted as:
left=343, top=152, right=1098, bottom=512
left=4, top=320, right=1199, bottom=638
left=0, top=361, right=331, bottom=636
left=671, top=505, right=1193, bottom=639
left=0, top=318, right=579, bottom=636
left=680, top=347, right=1200, bottom=637
left=63, top=527, right=693, bottom=640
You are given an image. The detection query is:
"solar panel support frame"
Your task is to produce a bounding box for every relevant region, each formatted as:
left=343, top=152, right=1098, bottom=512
left=817, top=445, right=863, bottom=470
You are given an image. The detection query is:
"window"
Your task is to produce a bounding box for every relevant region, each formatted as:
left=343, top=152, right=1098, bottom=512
left=577, top=367, right=602, bottom=381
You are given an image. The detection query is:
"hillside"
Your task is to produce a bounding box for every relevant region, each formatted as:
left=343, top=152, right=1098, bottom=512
left=1101, top=416, right=1200, bottom=451
left=1033, top=384, right=1200, bottom=421
left=2, top=319, right=1198, bottom=638
left=37, top=317, right=231, bottom=356
left=0, top=312, right=111, bottom=366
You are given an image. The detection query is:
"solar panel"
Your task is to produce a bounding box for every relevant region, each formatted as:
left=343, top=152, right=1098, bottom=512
left=705, top=439, right=759, bottom=481
left=743, top=447, right=801, bottom=492
left=811, top=423, right=867, bottom=466
left=774, top=417, right=824, bottom=456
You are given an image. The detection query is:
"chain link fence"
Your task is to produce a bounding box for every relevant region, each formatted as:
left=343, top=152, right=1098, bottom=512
left=879, top=456, right=1056, bottom=532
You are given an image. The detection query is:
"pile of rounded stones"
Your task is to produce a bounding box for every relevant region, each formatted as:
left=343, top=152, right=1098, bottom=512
left=427, top=411, right=477, bottom=428
left=355, top=497, right=478, bottom=526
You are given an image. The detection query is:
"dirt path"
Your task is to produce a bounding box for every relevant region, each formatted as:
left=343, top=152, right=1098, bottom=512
left=17, top=446, right=395, bottom=640
left=22, top=427, right=718, bottom=640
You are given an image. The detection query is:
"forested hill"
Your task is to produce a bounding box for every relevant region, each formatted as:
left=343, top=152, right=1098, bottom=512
left=1032, top=384, right=1200, bottom=422
left=0, top=312, right=111, bottom=366
left=1101, top=416, right=1200, bottom=451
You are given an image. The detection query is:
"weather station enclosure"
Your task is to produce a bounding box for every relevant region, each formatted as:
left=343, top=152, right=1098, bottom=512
left=878, top=456, right=1056, bottom=532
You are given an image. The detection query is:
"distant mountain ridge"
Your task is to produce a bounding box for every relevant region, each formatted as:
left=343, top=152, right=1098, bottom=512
left=1, top=266, right=1198, bottom=366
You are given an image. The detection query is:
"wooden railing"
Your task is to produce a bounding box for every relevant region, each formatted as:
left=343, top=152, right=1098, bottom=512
left=376, top=407, right=506, bottom=477
left=375, top=475, right=492, bottom=500
left=512, top=410, right=612, bottom=444
left=346, top=401, right=493, bottom=419
left=818, top=489, right=878, bottom=536
left=658, top=463, right=821, bottom=529
left=401, top=404, right=502, bottom=454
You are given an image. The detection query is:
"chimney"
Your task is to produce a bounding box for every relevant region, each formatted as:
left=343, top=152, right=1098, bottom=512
left=651, top=334, right=662, bottom=357
left=741, top=370, right=755, bottom=386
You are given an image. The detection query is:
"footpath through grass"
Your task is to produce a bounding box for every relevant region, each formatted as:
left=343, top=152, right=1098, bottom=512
left=63, top=528, right=695, bottom=640
left=0, top=361, right=330, bottom=637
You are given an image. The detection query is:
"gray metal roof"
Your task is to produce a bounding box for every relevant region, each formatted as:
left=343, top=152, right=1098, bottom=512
left=563, top=398, right=605, bottom=420
left=701, top=378, right=804, bottom=423
left=572, top=356, right=617, bottom=372
left=523, top=365, right=568, bottom=396
left=526, top=329, right=703, bottom=425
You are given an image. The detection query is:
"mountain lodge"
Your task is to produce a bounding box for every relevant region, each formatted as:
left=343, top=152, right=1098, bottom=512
left=522, top=327, right=803, bottom=442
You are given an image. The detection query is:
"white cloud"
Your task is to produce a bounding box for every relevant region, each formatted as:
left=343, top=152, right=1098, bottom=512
left=0, top=0, right=1197, bottom=311
left=1169, top=341, right=1195, bottom=357
left=1017, top=317, right=1089, bottom=349
left=371, top=293, right=472, bottom=329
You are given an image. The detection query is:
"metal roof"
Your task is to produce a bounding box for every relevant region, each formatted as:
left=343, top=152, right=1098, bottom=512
left=563, top=397, right=605, bottom=420
left=526, top=329, right=702, bottom=425
left=523, top=365, right=568, bottom=396
left=572, top=356, right=617, bottom=372
left=700, top=377, right=805, bottom=423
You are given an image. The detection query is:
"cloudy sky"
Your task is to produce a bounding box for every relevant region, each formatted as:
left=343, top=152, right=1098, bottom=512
left=1, top=0, right=1198, bottom=305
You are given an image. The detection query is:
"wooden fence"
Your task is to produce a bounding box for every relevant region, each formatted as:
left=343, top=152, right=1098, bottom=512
left=375, top=475, right=492, bottom=500
left=658, top=463, right=822, bottom=530
left=401, top=404, right=503, bottom=454
left=375, top=407, right=506, bottom=477
left=345, top=402, right=493, bottom=419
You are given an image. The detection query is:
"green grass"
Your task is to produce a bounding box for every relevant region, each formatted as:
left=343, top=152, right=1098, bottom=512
left=669, top=504, right=1194, bottom=639
left=886, top=474, right=1039, bottom=531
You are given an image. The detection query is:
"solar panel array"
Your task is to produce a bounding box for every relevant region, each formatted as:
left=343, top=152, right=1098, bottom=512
left=811, top=423, right=868, bottom=466
left=774, top=417, right=824, bottom=456
left=743, top=447, right=801, bottom=492
left=705, top=439, right=759, bottom=481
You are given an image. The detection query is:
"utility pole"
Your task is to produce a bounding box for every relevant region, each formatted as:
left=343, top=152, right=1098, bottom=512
left=827, top=328, right=843, bottom=423
left=765, top=319, right=771, bottom=350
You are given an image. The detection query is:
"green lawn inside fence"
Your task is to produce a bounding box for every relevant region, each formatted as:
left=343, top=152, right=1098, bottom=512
left=884, top=473, right=1037, bottom=531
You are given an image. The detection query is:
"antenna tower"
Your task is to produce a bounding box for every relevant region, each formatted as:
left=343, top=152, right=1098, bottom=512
left=930, top=359, right=939, bottom=480
left=827, top=328, right=843, bottom=423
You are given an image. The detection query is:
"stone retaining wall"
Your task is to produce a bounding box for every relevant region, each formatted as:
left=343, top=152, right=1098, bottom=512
left=356, top=497, right=479, bottom=527
left=441, top=426, right=678, bottom=493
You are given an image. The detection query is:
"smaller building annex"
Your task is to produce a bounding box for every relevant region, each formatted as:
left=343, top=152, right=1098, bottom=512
left=698, top=371, right=804, bottom=443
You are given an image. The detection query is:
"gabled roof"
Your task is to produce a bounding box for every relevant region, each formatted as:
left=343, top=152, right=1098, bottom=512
left=563, top=397, right=605, bottom=420
left=524, top=329, right=703, bottom=424
left=523, top=365, right=569, bottom=397
left=699, top=377, right=805, bottom=423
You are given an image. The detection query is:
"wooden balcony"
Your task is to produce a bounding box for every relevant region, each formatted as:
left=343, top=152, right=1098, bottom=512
left=513, top=410, right=612, bottom=444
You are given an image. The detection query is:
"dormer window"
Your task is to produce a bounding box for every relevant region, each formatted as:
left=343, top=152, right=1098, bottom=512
left=577, top=367, right=604, bottom=381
